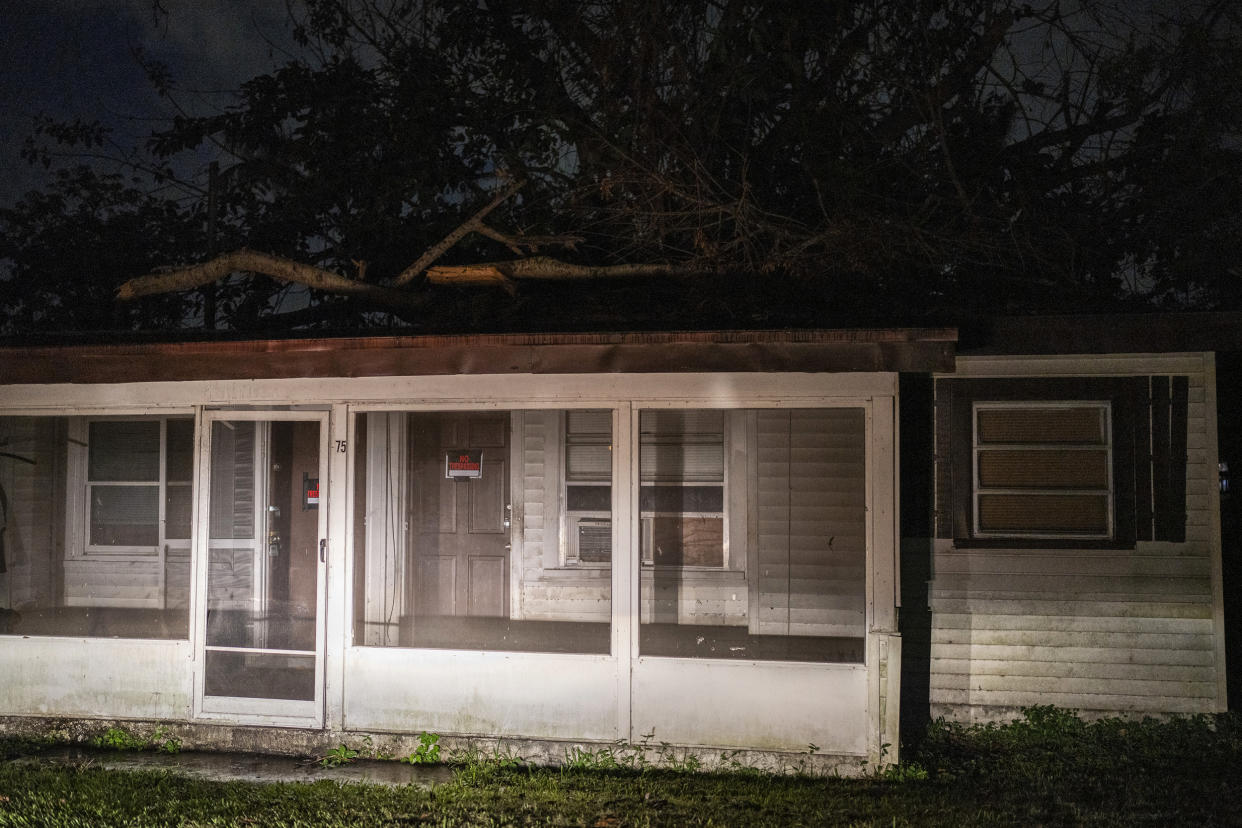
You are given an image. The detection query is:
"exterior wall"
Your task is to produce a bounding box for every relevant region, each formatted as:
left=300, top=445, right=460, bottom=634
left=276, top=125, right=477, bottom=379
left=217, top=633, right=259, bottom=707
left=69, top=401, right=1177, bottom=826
left=0, top=371, right=900, bottom=765
left=930, top=354, right=1226, bottom=721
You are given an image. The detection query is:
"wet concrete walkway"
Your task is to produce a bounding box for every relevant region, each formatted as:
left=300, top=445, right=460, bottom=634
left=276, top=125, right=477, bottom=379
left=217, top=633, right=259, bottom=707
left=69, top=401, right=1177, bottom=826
left=14, top=747, right=455, bottom=788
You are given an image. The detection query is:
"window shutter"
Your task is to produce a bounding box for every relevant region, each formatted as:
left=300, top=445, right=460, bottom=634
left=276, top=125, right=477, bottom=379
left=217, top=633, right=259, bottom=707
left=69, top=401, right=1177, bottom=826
left=1152, top=376, right=1190, bottom=542
left=754, top=409, right=866, bottom=636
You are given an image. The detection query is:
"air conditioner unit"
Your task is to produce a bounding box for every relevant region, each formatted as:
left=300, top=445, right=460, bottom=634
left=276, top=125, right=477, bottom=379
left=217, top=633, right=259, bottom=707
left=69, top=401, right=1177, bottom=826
left=576, top=518, right=611, bottom=563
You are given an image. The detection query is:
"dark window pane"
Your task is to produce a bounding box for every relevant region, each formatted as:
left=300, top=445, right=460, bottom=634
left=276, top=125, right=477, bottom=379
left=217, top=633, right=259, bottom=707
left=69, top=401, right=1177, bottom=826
left=977, top=449, right=1109, bottom=488
left=566, top=484, right=611, bottom=511
left=89, top=421, right=159, bottom=481
left=165, top=419, right=194, bottom=481
left=639, top=485, right=724, bottom=512
left=977, top=407, right=1104, bottom=444
left=978, top=494, right=1109, bottom=534
left=89, top=485, right=159, bottom=546
left=165, top=483, right=192, bottom=539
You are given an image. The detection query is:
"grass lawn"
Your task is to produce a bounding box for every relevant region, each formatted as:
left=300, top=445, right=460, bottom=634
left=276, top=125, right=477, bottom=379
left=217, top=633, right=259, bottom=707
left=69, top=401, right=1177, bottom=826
left=0, top=708, right=1239, bottom=827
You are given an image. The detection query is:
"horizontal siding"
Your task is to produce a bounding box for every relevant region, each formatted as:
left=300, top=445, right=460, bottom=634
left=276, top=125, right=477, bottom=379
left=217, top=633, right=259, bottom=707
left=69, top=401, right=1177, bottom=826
left=935, top=551, right=1210, bottom=577
left=931, top=658, right=1213, bottom=682
left=931, top=690, right=1213, bottom=715
left=63, top=559, right=161, bottom=607
left=930, top=674, right=1218, bottom=700
left=933, top=612, right=1214, bottom=635
left=933, top=627, right=1213, bottom=651
left=930, top=542, right=1219, bottom=719
left=932, top=573, right=1210, bottom=597
left=929, top=598, right=1213, bottom=619
left=931, top=643, right=1217, bottom=666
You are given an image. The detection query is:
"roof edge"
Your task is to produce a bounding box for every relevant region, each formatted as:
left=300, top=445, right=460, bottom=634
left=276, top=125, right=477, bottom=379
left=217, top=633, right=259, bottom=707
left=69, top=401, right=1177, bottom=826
left=0, top=327, right=958, bottom=385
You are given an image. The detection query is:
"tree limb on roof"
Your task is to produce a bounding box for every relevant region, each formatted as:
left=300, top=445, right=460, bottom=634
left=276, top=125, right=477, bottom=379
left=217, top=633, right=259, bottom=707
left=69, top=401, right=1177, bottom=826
left=427, top=256, right=705, bottom=285
left=117, top=248, right=428, bottom=310
left=392, top=177, right=526, bottom=286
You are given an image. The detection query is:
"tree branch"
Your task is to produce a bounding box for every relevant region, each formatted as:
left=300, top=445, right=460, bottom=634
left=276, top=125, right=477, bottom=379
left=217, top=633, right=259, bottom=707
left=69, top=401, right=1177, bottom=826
left=427, top=256, right=706, bottom=285
left=117, top=248, right=428, bottom=310
left=392, top=177, right=526, bottom=285
left=473, top=224, right=585, bottom=255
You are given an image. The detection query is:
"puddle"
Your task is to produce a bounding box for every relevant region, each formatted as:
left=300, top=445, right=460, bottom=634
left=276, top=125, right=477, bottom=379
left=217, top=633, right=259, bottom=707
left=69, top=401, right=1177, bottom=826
left=13, top=746, right=455, bottom=788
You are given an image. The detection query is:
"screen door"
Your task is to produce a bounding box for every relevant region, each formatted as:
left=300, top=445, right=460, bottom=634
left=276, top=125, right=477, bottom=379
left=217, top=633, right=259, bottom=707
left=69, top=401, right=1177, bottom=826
left=194, top=411, right=328, bottom=724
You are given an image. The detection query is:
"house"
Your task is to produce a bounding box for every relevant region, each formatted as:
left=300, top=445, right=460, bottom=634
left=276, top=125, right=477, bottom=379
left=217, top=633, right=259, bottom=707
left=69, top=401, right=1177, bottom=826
left=0, top=320, right=1232, bottom=771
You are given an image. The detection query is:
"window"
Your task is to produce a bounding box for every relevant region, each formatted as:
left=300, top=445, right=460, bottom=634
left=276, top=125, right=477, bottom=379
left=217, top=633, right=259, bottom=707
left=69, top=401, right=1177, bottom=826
left=564, top=410, right=612, bottom=565
left=85, top=418, right=194, bottom=554
left=638, top=408, right=867, bottom=663
left=561, top=409, right=727, bottom=567
left=973, top=403, right=1112, bottom=538
left=937, top=376, right=1190, bottom=548
left=639, top=410, right=725, bottom=567
left=0, top=415, right=190, bottom=639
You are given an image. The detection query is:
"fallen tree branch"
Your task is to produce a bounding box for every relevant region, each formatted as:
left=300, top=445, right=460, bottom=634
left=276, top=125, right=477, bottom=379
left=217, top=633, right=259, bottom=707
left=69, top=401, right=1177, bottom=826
left=427, top=256, right=706, bottom=284
left=473, top=225, right=585, bottom=255
left=117, top=248, right=428, bottom=310
left=392, top=177, right=526, bottom=286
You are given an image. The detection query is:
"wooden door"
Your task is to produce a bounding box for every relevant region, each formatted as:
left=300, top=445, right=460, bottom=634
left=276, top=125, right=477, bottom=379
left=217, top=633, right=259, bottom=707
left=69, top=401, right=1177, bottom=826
left=409, top=412, right=510, bottom=617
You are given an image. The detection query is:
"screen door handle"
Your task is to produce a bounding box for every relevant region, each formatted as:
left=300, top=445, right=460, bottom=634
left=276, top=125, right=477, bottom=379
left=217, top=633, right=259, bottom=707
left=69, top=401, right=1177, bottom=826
left=319, top=539, right=327, bottom=563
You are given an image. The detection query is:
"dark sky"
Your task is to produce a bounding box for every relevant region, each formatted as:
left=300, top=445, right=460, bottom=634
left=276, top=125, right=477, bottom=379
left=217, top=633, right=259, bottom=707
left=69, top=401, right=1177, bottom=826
left=0, top=0, right=294, bottom=207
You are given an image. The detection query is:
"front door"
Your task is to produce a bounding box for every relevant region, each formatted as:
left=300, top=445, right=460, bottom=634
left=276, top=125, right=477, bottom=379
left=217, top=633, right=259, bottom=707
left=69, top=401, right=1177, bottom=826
left=194, top=411, right=328, bottom=725
left=409, top=412, right=510, bottom=619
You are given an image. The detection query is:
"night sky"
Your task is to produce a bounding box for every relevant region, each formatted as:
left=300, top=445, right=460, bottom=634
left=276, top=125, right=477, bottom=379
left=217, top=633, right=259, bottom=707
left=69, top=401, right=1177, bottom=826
left=1, top=1, right=293, bottom=208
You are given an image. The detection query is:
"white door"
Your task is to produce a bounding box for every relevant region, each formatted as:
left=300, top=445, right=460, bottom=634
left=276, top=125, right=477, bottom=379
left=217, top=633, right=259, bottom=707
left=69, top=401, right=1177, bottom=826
left=193, top=411, right=328, bottom=725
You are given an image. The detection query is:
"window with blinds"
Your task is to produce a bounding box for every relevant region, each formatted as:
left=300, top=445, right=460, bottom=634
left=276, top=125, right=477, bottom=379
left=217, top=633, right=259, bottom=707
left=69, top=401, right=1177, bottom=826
left=637, top=409, right=725, bottom=567
left=972, top=403, right=1112, bottom=538
left=564, top=410, right=613, bottom=565
left=562, top=409, right=727, bottom=566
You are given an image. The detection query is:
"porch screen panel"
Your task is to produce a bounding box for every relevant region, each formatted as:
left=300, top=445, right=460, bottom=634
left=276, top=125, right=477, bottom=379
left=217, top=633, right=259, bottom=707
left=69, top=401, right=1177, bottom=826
left=639, top=408, right=865, bottom=663
left=352, top=409, right=612, bottom=654
left=0, top=415, right=191, bottom=639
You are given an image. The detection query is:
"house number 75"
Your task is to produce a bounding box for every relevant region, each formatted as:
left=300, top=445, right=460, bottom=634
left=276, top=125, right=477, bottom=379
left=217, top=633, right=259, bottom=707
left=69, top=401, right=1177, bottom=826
left=334, top=440, right=347, bottom=453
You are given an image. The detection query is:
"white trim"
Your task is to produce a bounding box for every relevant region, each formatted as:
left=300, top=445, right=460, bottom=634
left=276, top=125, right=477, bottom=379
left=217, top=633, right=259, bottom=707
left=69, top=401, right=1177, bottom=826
left=0, top=372, right=898, bottom=411
left=948, top=353, right=1207, bottom=378
left=614, top=402, right=636, bottom=741
left=325, top=403, right=349, bottom=731
left=1203, top=353, right=1229, bottom=710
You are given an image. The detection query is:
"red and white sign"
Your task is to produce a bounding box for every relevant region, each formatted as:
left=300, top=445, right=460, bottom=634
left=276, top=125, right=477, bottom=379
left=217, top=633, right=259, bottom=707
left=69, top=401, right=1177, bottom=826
left=445, top=449, right=483, bottom=479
